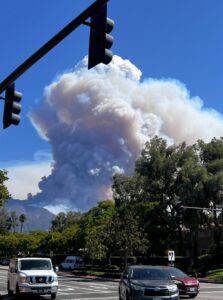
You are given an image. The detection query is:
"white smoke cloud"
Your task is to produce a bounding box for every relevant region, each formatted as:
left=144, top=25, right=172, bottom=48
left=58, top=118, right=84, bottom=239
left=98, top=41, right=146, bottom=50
left=28, top=55, right=223, bottom=212
left=3, top=150, right=53, bottom=200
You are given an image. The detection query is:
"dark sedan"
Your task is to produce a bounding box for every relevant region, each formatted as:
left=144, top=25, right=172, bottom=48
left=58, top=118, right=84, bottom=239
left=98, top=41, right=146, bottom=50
left=119, top=265, right=179, bottom=300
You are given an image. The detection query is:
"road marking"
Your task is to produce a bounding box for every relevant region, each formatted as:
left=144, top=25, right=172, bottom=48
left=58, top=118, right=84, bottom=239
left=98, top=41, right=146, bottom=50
left=0, top=290, right=7, bottom=295
left=89, top=285, right=109, bottom=289
left=66, top=297, right=117, bottom=300
left=59, top=283, right=107, bottom=292
left=201, top=291, right=223, bottom=293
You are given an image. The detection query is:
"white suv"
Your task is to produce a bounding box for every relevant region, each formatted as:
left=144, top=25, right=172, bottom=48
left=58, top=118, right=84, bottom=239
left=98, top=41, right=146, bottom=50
left=7, top=257, right=58, bottom=299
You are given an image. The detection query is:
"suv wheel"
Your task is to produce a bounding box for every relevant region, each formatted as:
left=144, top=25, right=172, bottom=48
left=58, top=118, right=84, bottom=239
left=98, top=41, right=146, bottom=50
left=126, top=291, right=130, bottom=300
left=51, top=293, right=57, bottom=299
left=16, top=284, right=21, bottom=299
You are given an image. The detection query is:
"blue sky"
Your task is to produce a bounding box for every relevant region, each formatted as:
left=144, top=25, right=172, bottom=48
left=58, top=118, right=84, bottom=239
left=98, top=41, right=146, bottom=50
left=0, top=0, right=223, bottom=205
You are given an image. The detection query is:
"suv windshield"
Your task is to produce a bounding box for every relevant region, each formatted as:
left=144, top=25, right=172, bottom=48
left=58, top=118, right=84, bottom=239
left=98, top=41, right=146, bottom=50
left=131, top=268, right=169, bottom=280
left=19, top=259, right=52, bottom=270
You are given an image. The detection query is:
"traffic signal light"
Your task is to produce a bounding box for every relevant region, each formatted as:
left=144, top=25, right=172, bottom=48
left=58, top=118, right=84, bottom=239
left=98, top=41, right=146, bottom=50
left=3, top=83, right=22, bottom=129
left=88, top=3, right=114, bottom=69
left=176, top=202, right=184, bottom=224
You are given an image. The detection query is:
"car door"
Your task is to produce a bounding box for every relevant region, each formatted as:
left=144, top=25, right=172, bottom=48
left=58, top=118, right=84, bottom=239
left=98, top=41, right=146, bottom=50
left=120, top=267, right=130, bottom=300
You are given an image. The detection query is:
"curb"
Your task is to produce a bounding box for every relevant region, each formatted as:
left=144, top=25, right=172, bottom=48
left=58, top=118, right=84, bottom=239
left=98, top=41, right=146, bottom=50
left=198, top=278, right=223, bottom=284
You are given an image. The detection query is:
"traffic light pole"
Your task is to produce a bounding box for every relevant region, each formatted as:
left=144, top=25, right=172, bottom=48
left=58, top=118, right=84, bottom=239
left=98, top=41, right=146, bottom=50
left=0, top=0, right=109, bottom=95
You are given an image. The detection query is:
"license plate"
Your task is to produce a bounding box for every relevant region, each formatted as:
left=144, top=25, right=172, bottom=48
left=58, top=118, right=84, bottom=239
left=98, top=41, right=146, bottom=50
left=189, top=287, right=196, bottom=291
left=153, top=298, right=162, bottom=300
left=37, top=289, right=45, bottom=293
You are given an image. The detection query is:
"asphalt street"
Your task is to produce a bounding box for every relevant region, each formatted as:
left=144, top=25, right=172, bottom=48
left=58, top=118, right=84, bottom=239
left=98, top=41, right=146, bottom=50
left=0, top=268, right=223, bottom=299
left=0, top=268, right=118, bottom=299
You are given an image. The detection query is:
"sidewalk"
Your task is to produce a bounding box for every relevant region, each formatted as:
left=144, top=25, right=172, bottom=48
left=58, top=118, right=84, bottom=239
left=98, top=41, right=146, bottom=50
left=198, top=277, right=223, bottom=284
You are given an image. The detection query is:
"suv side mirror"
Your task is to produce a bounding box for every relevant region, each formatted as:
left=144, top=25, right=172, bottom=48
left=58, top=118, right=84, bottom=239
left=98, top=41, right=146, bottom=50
left=54, top=266, right=59, bottom=273
left=170, top=275, right=175, bottom=280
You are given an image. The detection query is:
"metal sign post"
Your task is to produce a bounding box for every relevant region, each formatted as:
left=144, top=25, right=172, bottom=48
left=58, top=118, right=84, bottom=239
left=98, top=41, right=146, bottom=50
left=168, top=250, right=175, bottom=267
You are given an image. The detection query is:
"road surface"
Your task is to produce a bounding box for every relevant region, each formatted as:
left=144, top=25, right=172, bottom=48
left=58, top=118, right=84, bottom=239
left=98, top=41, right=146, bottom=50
left=0, top=268, right=223, bottom=299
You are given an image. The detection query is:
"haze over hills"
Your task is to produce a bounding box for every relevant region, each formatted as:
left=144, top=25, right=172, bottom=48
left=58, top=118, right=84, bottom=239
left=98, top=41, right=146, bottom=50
left=4, top=199, right=55, bottom=232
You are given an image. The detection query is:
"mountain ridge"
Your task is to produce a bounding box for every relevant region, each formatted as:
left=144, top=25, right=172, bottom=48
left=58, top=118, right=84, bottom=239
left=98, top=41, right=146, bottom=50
left=4, top=199, right=55, bottom=232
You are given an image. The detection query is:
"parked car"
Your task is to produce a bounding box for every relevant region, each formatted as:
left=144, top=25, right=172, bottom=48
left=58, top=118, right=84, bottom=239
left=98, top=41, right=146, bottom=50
left=7, top=257, right=58, bottom=299
left=162, top=266, right=199, bottom=298
left=60, top=256, right=84, bottom=270
left=1, top=258, right=10, bottom=266
left=119, top=265, right=179, bottom=300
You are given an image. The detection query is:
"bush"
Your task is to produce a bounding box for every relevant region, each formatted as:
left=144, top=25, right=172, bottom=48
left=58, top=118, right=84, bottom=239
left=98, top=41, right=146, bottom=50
left=197, top=253, right=223, bottom=276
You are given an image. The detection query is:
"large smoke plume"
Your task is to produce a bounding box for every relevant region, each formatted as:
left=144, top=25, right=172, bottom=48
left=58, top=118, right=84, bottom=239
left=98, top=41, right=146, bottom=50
left=29, top=56, right=223, bottom=213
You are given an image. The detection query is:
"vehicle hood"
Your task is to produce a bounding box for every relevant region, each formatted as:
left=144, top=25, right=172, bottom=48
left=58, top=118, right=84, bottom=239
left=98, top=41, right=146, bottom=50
left=130, top=279, right=174, bottom=287
left=19, top=270, right=57, bottom=277
left=175, top=276, right=199, bottom=285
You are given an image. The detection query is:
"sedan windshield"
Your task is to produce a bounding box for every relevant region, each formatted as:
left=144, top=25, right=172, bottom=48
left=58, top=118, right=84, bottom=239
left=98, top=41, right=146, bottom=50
left=131, top=268, right=169, bottom=280
left=20, top=259, right=52, bottom=270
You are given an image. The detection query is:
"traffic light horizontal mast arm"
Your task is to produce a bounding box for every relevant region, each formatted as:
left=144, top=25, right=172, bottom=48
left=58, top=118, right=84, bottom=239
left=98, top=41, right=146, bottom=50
left=0, top=0, right=109, bottom=95
left=182, top=206, right=222, bottom=211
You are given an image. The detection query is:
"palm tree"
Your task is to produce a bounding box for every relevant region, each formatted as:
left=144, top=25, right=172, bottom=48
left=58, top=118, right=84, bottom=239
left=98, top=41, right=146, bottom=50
left=10, top=211, right=18, bottom=233
left=19, top=213, right=27, bottom=233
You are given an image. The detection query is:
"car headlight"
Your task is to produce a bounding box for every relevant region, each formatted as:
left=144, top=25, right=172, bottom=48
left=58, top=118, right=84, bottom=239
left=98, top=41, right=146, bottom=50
left=130, top=283, right=144, bottom=291
left=49, top=276, right=58, bottom=283
left=174, top=279, right=183, bottom=285
left=167, top=284, right=178, bottom=292
left=19, top=274, right=27, bottom=283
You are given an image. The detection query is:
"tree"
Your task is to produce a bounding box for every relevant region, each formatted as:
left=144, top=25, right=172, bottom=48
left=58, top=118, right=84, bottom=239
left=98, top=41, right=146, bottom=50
left=175, top=148, right=209, bottom=263
left=79, top=200, right=115, bottom=263
left=19, top=214, right=27, bottom=233
left=0, top=234, right=18, bottom=257
left=197, top=138, right=223, bottom=257
left=112, top=136, right=214, bottom=260
left=0, top=169, right=10, bottom=206
left=112, top=137, right=187, bottom=256
left=0, top=207, right=10, bottom=234
left=51, top=211, right=82, bottom=232
left=51, top=212, right=67, bottom=232
left=9, top=211, right=18, bottom=233
left=109, top=204, right=148, bottom=267
left=85, top=228, right=108, bottom=266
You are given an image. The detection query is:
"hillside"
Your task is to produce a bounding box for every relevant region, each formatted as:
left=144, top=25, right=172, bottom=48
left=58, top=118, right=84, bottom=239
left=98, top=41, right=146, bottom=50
left=4, top=199, right=55, bottom=232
